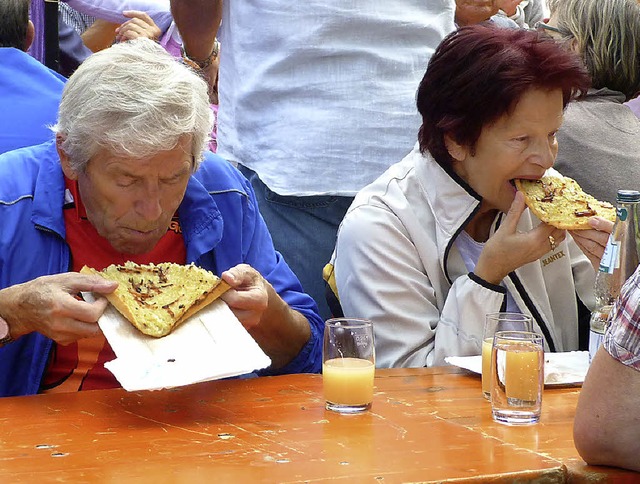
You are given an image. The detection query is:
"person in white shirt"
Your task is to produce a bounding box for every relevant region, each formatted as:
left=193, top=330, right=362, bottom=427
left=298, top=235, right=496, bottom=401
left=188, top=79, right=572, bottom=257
left=170, top=0, right=457, bottom=320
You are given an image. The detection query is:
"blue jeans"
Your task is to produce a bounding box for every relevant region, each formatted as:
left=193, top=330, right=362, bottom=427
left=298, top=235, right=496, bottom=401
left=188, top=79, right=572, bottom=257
left=239, top=166, right=353, bottom=321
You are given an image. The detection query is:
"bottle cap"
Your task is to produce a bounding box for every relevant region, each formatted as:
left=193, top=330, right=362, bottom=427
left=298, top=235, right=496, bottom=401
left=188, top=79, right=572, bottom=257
left=616, top=190, right=640, bottom=203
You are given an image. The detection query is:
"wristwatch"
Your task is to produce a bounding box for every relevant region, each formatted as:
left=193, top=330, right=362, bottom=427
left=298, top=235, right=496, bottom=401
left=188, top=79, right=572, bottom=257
left=180, top=39, right=220, bottom=71
left=0, top=315, right=13, bottom=347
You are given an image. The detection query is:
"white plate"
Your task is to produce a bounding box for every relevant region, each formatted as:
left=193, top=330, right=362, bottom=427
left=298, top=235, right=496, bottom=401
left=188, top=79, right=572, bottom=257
left=445, top=351, right=589, bottom=386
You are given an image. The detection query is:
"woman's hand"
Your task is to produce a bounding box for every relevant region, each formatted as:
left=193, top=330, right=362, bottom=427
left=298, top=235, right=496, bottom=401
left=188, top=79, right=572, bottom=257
left=569, top=217, right=614, bottom=271
left=475, top=191, right=566, bottom=284
left=496, top=0, right=523, bottom=16
left=115, top=11, right=162, bottom=43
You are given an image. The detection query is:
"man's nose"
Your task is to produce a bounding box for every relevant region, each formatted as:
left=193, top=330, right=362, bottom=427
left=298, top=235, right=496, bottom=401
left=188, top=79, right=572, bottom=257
left=134, top=185, right=163, bottom=221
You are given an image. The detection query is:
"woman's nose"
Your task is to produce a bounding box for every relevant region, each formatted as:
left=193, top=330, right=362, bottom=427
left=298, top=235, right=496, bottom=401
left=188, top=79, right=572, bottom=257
left=533, top=138, right=557, bottom=169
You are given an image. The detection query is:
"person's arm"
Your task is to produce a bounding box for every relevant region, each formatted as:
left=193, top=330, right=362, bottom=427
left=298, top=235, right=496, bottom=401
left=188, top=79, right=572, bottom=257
left=573, top=348, right=640, bottom=472
left=198, top=160, right=322, bottom=374
left=170, top=0, right=221, bottom=61
left=220, top=264, right=312, bottom=370
left=80, top=10, right=162, bottom=53
left=474, top=192, right=567, bottom=285
left=0, top=273, right=118, bottom=346
left=170, top=0, right=222, bottom=103
left=65, top=0, right=173, bottom=32
left=81, top=19, right=119, bottom=52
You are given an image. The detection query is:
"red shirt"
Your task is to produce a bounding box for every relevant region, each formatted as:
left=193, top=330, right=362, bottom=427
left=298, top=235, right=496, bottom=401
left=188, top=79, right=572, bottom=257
left=40, top=177, right=186, bottom=393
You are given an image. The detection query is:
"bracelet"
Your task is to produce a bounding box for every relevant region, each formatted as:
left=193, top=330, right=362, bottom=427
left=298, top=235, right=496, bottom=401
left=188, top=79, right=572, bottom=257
left=181, top=39, right=220, bottom=70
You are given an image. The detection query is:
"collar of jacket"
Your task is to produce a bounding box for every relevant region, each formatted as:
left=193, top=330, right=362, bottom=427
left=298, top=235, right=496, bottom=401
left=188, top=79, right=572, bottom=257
left=31, top=142, right=224, bottom=263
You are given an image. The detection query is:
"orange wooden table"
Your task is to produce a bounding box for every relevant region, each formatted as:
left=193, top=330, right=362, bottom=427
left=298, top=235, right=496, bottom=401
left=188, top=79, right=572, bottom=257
left=0, top=366, right=636, bottom=483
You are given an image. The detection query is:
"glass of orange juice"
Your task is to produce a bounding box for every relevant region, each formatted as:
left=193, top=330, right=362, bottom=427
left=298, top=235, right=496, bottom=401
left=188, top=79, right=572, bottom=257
left=490, top=330, right=544, bottom=425
left=323, top=318, right=375, bottom=413
left=482, top=313, right=533, bottom=399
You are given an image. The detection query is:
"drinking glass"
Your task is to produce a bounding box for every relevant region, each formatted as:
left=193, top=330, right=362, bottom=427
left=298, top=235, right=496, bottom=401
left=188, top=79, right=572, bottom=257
left=323, top=318, right=375, bottom=413
left=490, top=330, right=544, bottom=425
left=482, top=312, right=533, bottom=399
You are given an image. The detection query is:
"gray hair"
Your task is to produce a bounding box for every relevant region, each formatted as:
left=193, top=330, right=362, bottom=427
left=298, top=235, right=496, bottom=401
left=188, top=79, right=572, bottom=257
left=555, top=0, right=640, bottom=100
left=0, top=0, right=29, bottom=49
left=54, top=38, right=213, bottom=172
left=546, top=0, right=560, bottom=14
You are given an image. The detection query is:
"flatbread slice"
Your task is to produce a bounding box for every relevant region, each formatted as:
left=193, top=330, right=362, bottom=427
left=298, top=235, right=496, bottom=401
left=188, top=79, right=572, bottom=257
left=515, top=175, right=616, bottom=230
left=81, top=262, right=230, bottom=337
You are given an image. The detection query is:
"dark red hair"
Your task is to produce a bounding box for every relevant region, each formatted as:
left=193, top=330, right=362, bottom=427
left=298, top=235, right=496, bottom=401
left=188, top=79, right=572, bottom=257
left=417, top=24, right=591, bottom=167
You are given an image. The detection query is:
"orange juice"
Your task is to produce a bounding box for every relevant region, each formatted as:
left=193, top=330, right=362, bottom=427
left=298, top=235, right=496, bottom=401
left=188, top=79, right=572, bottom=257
left=504, top=341, right=543, bottom=402
left=323, top=357, right=375, bottom=405
left=481, top=337, right=493, bottom=397
left=491, top=331, right=543, bottom=424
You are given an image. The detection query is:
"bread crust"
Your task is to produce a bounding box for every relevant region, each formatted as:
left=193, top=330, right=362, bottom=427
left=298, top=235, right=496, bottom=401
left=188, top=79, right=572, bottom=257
left=81, top=262, right=230, bottom=337
left=515, top=175, right=616, bottom=230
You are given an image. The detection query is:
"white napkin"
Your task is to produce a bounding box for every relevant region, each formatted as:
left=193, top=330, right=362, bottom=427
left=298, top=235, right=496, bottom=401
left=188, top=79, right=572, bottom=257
left=444, top=351, right=589, bottom=386
left=83, top=293, right=271, bottom=391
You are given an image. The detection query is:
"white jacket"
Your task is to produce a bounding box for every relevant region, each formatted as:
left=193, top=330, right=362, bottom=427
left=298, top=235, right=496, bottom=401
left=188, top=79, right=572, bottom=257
left=332, top=145, right=596, bottom=367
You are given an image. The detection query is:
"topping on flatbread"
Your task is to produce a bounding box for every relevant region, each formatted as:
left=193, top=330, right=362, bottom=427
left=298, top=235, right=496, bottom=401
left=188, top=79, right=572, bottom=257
left=81, top=262, right=230, bottom=337
left=515, top=175, right=616, bottom=230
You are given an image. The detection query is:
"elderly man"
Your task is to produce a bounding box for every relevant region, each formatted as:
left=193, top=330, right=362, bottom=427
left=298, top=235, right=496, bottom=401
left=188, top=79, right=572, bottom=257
left=574, top=266, right=640, bottom=472
left=0, top=38, right=322, bottom=397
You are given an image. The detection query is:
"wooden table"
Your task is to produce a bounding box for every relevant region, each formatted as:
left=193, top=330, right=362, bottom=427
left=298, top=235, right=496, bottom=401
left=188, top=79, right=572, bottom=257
left=0, top=367, right=636, bottom=483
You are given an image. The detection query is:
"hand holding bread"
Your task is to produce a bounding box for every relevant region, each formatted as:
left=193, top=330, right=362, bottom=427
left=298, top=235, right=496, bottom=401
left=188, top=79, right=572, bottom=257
left=515, top=175, right=616, bottom=229
left=515, top=174, right=615, bottom=271
left=0, top=272, right=117, bottom=345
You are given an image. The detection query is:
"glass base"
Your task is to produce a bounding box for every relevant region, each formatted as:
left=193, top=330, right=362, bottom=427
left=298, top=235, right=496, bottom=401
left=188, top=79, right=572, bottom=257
left=492, top=409, right=540, bottom=425
left=326, top=401, right=371, bottom=414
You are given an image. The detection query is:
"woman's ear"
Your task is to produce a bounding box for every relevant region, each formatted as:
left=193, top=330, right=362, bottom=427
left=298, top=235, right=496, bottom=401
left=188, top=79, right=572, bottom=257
left=444, top=134, right=468, bottom=162
left=569, top=37, right=580, bottom=54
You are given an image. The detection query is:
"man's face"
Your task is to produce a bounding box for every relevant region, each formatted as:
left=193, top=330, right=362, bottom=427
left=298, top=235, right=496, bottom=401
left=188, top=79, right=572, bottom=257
left=59, top=137, right=193, bottom=255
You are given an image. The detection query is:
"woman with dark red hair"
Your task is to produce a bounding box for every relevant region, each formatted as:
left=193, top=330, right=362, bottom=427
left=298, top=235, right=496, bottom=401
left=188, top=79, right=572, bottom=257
left=329, top=25, right=612, bottom=368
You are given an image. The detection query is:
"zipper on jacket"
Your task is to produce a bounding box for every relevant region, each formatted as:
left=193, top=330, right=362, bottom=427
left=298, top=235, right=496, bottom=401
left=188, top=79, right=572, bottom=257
left=507, top=271, right=557, bottom=352
left=35, top=224, right=73, bottom=272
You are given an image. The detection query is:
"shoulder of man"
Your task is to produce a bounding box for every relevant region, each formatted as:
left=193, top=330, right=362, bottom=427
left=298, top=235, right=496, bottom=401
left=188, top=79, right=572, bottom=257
left=194, top=151, right=252, bottom=197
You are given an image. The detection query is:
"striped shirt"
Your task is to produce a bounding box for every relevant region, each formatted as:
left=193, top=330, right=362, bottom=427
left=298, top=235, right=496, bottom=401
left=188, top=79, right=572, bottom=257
left=604, top=266, right=640, bottom=371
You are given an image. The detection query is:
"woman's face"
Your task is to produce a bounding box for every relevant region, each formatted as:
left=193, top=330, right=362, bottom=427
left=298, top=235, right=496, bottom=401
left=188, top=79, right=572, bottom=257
left=448, top=88, right=564, bottom=215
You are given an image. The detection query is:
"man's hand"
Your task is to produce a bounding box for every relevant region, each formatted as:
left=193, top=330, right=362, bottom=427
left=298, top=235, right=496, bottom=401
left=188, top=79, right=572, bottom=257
left=220, top=264, right=270, bottom=329
left=0, top=273, right=118, bottom=346
left=475, top=191, right=566, bottom=284
left=570, top=216, right=614, bottom=271
left=220, top=264, right=311, bottom=369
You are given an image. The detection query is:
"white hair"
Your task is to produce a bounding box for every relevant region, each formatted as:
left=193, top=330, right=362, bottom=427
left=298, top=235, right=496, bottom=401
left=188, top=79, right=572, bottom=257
left=54, top=38, right=213, bottom=172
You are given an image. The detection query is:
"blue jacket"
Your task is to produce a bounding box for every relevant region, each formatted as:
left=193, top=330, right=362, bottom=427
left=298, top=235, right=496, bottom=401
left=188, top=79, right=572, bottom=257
left=0, top=48, right=66, bottom=155
left=0, top=141, right=323, bottom=396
